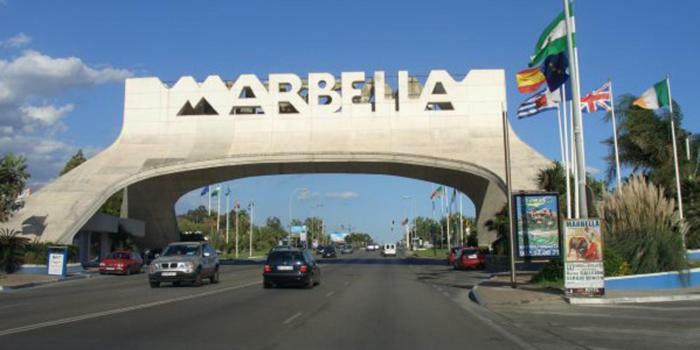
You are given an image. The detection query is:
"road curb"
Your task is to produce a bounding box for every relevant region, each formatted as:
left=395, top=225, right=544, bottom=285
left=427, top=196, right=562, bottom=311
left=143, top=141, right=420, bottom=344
left=0, top=273, right=94, bottom=292
left=565, top=293, right=700, bottom=305
left=468, top=285, right=483, bottom=305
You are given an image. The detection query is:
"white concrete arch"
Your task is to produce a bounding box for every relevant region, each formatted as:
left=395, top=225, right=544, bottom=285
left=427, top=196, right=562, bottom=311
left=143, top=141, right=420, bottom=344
left=3, top=69, right=551, bottom=248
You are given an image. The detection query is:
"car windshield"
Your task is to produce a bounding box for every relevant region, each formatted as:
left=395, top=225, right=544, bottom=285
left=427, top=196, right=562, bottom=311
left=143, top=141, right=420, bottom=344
left=107, top=252, right=130, bottom=259
left=162, top=244, right=199, bottom=256
left=268, top=252, right=303, bottom=264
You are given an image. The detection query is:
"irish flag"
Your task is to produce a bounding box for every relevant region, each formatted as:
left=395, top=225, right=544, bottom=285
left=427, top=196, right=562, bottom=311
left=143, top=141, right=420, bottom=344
left=633, top=79, right=670, bottom=110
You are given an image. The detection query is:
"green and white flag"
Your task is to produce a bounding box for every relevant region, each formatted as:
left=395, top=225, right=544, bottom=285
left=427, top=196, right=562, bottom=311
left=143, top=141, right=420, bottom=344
left=633, top=79, right=670, bottom=110
left=529, top=8, right=576, bottom=67
left=211, top=186, right=220, bottom=197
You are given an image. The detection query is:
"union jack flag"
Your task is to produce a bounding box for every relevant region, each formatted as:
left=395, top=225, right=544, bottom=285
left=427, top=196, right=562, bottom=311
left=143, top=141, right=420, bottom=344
left=580, top=81, right=612, bottom=113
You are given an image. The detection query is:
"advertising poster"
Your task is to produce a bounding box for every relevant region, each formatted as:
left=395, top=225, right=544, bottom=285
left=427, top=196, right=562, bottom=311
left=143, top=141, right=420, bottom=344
left=513, top=193, right=561, bottom=259
left=48, top=251, right=66, bottom=276
left=564, top=219, right=605, bottom=296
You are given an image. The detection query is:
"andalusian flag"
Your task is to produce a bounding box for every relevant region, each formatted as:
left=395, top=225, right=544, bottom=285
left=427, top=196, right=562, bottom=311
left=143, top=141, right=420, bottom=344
left=516, top=67, right=546, bottom=94
left=529, top=7, right=575, bottom=67
left=211, top=186, right=220, bottom=197
left=430, top=186, right=444, bottom=200
left=633, top=79, right=670, bottom=110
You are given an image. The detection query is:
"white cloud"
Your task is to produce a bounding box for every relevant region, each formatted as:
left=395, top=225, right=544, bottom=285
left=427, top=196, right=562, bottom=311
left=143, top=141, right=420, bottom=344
left=2, top=33, right=31, bottom=48
left=586, top=166, right=602, bottom=175
left=325, top=191, right=359, bottom=200
left=0, top=50, right=132, bottom=188
left=297, top=190, right=320, bottom=200
left=20, top=104, right=74, bottom=126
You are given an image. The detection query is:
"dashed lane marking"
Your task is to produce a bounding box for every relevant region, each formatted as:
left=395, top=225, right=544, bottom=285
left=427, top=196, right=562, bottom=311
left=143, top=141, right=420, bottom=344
left=0, top=280, right=260, bottom=337
left=283, top=312, right=303, bottom=325
left=326, top=291, right=335, bottom=297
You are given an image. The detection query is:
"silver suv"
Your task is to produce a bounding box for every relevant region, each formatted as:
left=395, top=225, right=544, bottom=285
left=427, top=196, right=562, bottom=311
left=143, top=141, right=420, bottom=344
left=148, top=241, right=219, bottom=287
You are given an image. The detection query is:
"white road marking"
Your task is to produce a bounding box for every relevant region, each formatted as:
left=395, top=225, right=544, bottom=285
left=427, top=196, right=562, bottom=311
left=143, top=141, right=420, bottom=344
left=0, top=280, right=260, bottom=337
left=283, top=312, right=303, bottom=325
left=569, top=326, right=700, bottom=338
left=326, top=291, right=335, bottom=297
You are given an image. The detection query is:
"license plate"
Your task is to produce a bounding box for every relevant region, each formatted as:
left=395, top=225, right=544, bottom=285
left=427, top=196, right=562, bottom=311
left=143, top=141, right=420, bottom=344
left=106, top=267, right=115, bottom=270
left=277, top=266, right=293, bottom=271
left=162, top=272, right=177, bottom=277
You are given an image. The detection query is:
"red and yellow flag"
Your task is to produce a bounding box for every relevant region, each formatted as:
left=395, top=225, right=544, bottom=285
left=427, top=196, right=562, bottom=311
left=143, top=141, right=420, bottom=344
left=516, top=67, right=546, bottom=94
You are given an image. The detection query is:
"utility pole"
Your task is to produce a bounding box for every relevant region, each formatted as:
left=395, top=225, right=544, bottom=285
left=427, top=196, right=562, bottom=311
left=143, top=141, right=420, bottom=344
left=225, top=191, right=230, bottom=246
left=502, top=106, right=517, bottom=288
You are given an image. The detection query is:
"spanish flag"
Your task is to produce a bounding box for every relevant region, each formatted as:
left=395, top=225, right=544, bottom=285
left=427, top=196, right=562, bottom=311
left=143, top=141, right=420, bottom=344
left=516, top=67, right=546, bottom=94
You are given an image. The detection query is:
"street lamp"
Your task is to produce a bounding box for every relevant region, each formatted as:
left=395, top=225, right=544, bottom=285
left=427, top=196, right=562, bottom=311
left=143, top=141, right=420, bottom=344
left=288, top=187, right=309, bottom=245
left=401, top=195, right=416, bottom=250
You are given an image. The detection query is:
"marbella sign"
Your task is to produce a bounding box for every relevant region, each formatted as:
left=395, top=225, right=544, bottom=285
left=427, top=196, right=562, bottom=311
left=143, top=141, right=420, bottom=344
left=171, top=70, right=488, bottom=117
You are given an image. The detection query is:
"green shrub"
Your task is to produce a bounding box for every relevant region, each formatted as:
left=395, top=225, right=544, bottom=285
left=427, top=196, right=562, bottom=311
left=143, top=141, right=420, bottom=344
left=603, top=246, right=631, bottom=277
left=598, top=175, right=687, bottom=275
left=0, top=228, right=28, bottom=273
left=531, top=259, right=564, bottom=284
left=24, top=241, right=79, bottom=264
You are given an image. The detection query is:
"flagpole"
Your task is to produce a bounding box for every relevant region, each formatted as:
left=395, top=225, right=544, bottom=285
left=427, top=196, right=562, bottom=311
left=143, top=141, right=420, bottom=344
left=439, top=195, right=445, bottom=249
left=562, top=87, right=572, bottom=219
left=446, top=189, right=452, bottom=248
left=667, top=75, right=684, bottom=222
left=208, top=185, right=212, bottom=216
left=216, top=188, right=221, bottom=233
left=608, top=80, right=622, bottom=189
left=235, top=202, right=239, bottom=258
left=443, top=191, right=450, bottom=249
left=556, top=101, right=565, bottom=165
left=249, top=202, right=254, bottom=257
left=569, top=99, right=580, bottom=218
left=563, top=0, right=588, bottom=218
left=459, top=193, right=464, bottom=246
left=225, top=191, right=230, bottom=246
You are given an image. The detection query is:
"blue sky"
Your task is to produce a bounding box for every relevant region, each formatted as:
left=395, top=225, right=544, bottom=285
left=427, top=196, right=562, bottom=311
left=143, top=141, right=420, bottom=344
left=1, top=1, right=698, bottom=242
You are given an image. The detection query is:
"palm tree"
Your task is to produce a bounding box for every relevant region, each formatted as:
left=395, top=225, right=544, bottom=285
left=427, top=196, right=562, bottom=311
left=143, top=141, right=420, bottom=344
left=0, top=228, right=28, bottom=273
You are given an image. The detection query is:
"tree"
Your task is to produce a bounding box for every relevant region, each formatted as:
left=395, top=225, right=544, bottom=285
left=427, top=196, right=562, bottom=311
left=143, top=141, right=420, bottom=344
left=59, top=150, right=86, bottom=176
left=0, top=154, right=30, bottom=222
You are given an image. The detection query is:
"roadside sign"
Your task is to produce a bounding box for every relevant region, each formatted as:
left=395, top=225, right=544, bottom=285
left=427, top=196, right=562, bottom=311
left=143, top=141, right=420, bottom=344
left=47, top=246, right=68, bottom=277
left=513, top=192, right=561, bottom=259
left=564, top=219, right=605, bottom=296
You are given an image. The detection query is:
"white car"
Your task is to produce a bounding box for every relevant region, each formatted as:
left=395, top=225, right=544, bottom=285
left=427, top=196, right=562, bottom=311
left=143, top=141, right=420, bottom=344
left=382, top=244, right=397, bottom=257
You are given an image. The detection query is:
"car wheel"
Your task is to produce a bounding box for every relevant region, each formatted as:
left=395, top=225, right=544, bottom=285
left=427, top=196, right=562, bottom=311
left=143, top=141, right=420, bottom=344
left=149, top=281, right=159, bottom=288
left=263, top=281, right=273, bottom=289
left=194, top=268, right=203, bottom=286
left=126, top=268, right=131, bottom=276
left=305, top=277, right=314, bottom=289
left=210, top=268, right=220, bottom=284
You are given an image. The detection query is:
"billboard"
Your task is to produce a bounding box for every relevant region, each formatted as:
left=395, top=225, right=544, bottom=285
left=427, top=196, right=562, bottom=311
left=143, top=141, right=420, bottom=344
left=330, top=232, right=348, bottom=243
left=289, top=225, right=307, bottom=237
left=564, top=219, right=605, bottom=296
left=513, top=192, right=561, bottom=259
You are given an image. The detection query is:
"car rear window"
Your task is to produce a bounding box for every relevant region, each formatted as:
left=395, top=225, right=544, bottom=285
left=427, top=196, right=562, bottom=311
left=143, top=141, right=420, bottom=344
left=107, top=252, right=130, bottom=259
left=268, top=252, right=304, bottom=264
left=462, top=249, right=478, bottom=255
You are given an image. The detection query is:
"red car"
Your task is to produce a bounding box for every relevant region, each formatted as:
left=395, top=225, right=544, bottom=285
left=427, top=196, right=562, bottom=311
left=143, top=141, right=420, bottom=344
left=447, top=247, right=463, bottom=266
left=453, top=247, right=486, bottom=270
left=99, top=251, right=143, bottom=275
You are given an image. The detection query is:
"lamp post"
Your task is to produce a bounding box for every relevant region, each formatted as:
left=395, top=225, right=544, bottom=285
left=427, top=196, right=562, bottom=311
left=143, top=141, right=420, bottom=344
left=288, top=187, right=309, bottom=245
left=401, top=195, right=416, bottom=250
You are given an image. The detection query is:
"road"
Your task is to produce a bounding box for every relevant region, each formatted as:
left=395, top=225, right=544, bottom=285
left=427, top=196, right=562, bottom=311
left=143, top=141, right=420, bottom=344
left=0, top=250, right=698, bottom=349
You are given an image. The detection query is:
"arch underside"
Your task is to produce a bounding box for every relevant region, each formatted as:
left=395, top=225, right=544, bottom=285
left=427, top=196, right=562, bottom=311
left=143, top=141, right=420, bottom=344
left=123, top=155, right=508, bottom=248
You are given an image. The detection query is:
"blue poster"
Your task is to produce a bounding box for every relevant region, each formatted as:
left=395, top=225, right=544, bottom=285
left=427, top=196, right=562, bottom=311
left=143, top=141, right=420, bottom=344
left=514, top=193, right=561, bottom=259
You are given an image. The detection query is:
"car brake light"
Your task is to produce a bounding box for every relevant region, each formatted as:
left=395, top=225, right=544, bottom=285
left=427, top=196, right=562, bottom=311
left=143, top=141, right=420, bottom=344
left=263, top=264, right=272, bottom=273
left=299, top=265, right=308, bottom=273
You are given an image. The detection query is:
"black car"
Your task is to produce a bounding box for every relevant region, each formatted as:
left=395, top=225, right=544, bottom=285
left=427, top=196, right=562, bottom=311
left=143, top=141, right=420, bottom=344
left=263, top=248, right=320, bottom=288
left=321, top=246, right=337, bottom=258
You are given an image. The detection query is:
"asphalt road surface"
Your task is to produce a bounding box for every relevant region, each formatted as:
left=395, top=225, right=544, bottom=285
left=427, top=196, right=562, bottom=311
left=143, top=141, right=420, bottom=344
left=1, top=250, right=698, bottom=350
